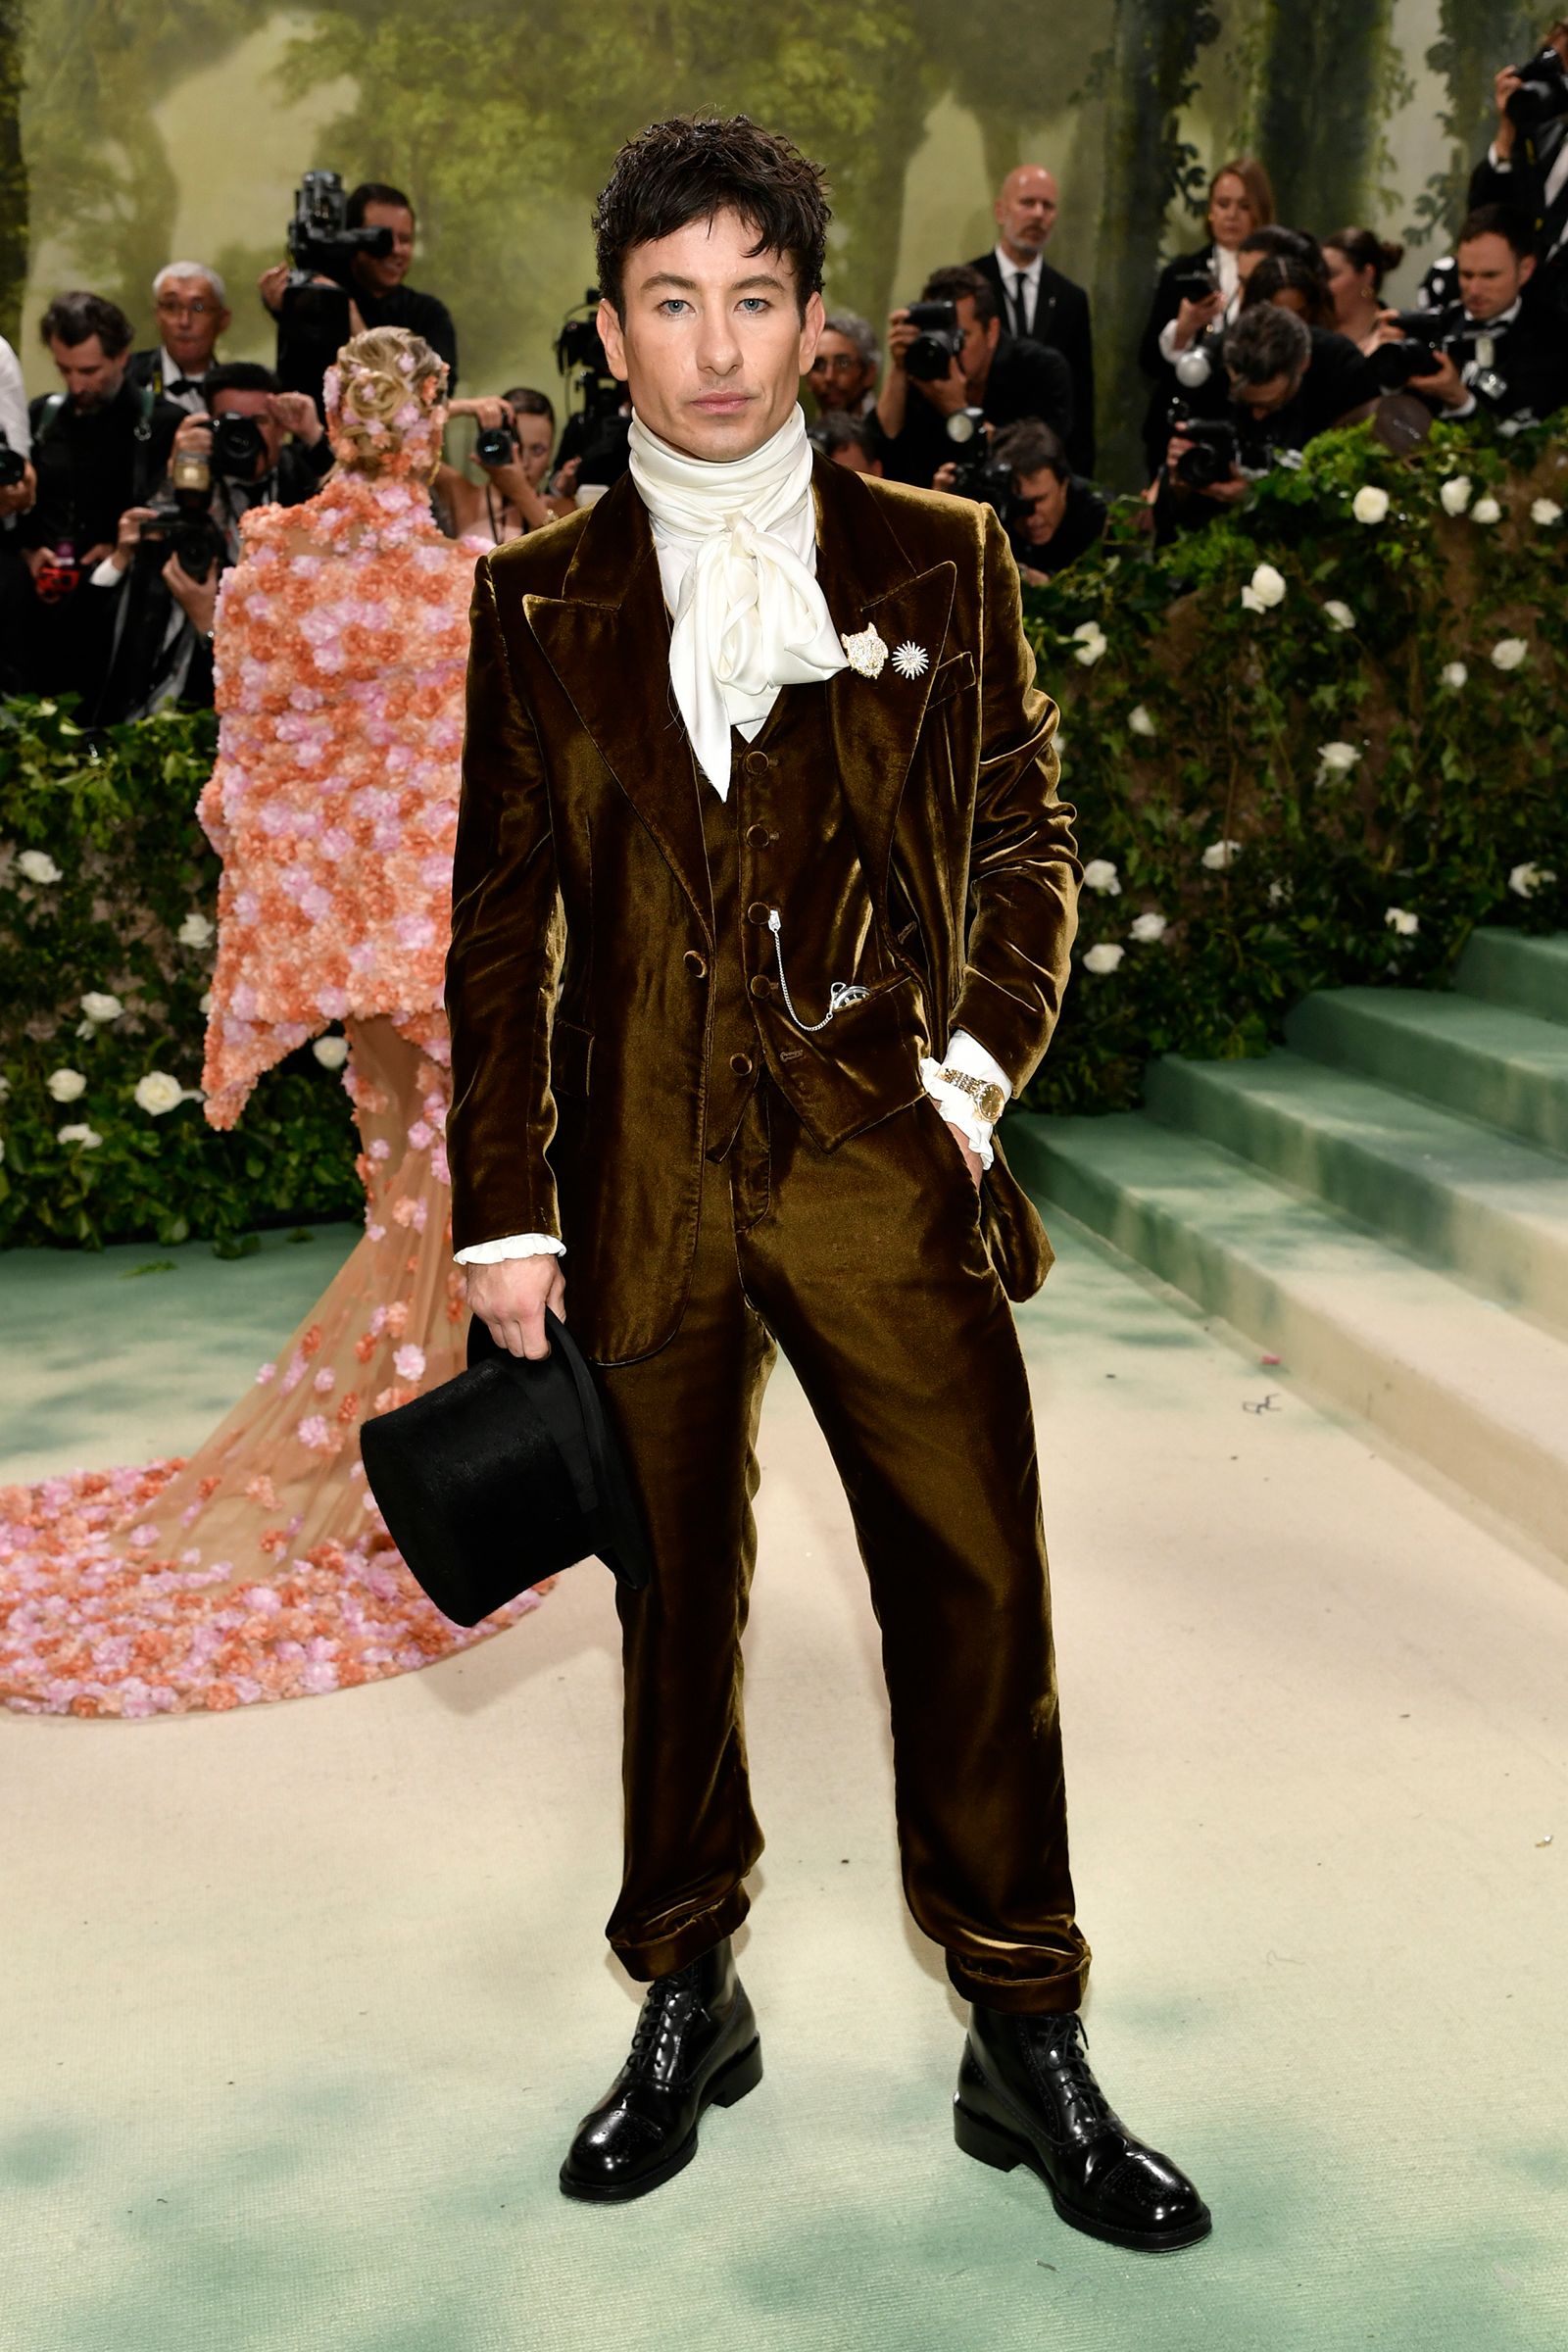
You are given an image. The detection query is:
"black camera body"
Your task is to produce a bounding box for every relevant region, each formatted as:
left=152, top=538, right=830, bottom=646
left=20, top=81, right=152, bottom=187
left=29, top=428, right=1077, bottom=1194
left=555, top=292, right=622, bottom=424
left=473, top=420, right=517, bottom=467
left=1506, top=42, right=1568, bottom=131
left=1166, top=403, right=1242, bottom=489
left=0, top=429, right=25, bottom=490
left=1172, top=269, right=1218, bottom=305
left=138, top=451, right=224, bottom=582
left=950, top=448, right=1021, bottom=521
left=210, top=412, right=269, bottom=481
left=904, top=299, right=964, bottom=382
left=1368, top=311, right=1440, bottom=392
left=287, top=169, right=393, bottom=289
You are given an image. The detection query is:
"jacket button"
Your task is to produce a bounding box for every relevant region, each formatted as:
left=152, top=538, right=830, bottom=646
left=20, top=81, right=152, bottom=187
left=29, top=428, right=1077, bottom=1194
left=745, top=823, right=771, bottom=847
left=745, top=750, right=770, bottom=774
left=746, top=901, right=770, bottom=925
left=729, top=1052, right=753, bottom=1075
left=683, top=950, right=707, bottom=978
left=749, top=973, right=773, bottom=999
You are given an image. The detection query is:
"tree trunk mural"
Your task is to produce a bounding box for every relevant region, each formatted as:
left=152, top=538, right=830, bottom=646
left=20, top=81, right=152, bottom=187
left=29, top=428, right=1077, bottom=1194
left=0, top=0, right=25, bottom=348
left=1250, top=0, right=1403, bottom=232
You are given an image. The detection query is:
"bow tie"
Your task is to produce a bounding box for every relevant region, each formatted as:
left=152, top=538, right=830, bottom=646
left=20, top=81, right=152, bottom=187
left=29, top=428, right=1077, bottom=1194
left=167, top=377, right=201, bottom=396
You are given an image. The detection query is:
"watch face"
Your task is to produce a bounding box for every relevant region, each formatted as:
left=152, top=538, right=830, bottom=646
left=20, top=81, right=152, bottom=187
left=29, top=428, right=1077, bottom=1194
left=946, top=410, right=978, bottom=445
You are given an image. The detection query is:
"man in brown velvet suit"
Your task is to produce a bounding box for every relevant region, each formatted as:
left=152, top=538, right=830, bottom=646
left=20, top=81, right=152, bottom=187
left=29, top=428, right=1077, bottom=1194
left=445, top=115, right=1209, bottom=2250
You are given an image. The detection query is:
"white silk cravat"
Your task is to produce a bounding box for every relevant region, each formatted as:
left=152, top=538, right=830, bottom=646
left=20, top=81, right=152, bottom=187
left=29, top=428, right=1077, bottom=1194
left=627, top=405, right=847, bottom=798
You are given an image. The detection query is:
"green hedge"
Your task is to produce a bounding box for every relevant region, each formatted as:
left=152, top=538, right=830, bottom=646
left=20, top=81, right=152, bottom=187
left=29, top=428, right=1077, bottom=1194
left=3, top=410, right=1564, bottom=1244
left=1017, top=412, right=1568, bottom=1113
left=0, top=700, right=361, bottom=1250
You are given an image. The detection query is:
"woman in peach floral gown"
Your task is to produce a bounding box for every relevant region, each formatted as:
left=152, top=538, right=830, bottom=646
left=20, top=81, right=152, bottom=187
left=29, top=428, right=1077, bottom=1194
left=0, top=329, right=548, bottom=1718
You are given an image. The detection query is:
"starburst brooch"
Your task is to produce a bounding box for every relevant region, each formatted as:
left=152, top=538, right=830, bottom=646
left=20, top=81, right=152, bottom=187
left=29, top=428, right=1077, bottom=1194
left=891, top=641, right=929, bottom=681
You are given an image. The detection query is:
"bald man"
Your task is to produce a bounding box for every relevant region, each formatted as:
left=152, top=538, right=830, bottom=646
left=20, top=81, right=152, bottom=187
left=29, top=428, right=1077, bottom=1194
left=968, top=166, right=1096, bottom=474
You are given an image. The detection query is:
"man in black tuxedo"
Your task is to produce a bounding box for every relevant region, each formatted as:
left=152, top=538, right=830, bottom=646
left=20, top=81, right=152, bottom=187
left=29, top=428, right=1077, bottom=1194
left=872, top=265, right=1074, bottom=491
left=125, top=263, right=231, bottom=415
left=968, top=165, right=1096, bottom=474
left=1384, top=205, right=1568, bottom=424
left=1468, top=24, right=1568, bottom=312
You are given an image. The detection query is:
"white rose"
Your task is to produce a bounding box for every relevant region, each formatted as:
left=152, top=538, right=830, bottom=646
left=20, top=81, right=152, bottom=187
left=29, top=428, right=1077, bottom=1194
left=1129, top=912, right=1168, bottom=943
left=79, top=991, right=124, bottom=1024
left=1508, top=861, right=1557, bottom=898
left=1440, top=662, right=1468, bottom=690
left=1201, top=840, right=1243, bottom=871
left=1384, top=906, right=1419, bottom=937
left=1070, top=620, right=1102, bottom=643
left=1250, top=563, right=1286, bottom=608
left=17, top=850, right=63, bottom=884
left=1073, top=630, right=1107, bottom=667
left=1323, top=601, right=1355, bottom=631
left=313, top=1035, right=350, bottom=1069
left=1491, top=637, right=1529, bottom=671
left=1082, top=942, right=1125, bottom=974
left=1127, top=705, right=1156, bottom=738
left=1351, top=485, right=1390, bottom=524
left=132, top=1070, right=184, bottom=1116
left=46, top=1067, right=87, bottom=1102
left=199, top=990, right=213, bottom=1015
left=1317, top=742, right=1361, bottom=774
left=1531, top=497, right=1563, bottom=526
left=177, top=911, right=214, bottom=947
left=1267, top=880, right=1291, bottom=906
left=57, top=1123, right=103, bottom=1149
left=1439, top=475, right=1472, bottom=515
left=1240, top=586, right=1266, bottom=614
left=1471, top=495, right=1501, bottom=525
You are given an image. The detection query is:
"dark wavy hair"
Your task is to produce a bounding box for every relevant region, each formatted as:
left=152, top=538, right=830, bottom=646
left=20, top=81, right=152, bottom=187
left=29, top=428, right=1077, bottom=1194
left=593, top=114, right=830, bottom=319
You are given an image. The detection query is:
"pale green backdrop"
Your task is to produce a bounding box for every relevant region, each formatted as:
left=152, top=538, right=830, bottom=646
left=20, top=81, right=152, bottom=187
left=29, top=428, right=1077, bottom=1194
left=3, top=0, right=1548, bottom=482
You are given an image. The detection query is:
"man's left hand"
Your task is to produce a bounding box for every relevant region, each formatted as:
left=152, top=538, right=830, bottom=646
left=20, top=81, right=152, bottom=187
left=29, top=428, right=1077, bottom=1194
left=945, top=1118, right=983, bottom=1190
left=268, top=390, right=323, bottom=447
left=165, top=553, right=219, bottom=636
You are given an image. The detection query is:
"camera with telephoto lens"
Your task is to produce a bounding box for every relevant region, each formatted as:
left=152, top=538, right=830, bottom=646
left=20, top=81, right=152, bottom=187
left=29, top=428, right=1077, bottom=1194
left=949, top=446, right=1022, bottom=521
left=1368, top=311, right=1440, bottom=392
left=210, top=412, right=269, bottom=481
left=0, top=429, right=24, bottom=490
left=1166, top=403, right=1242, bottom=489
left=286, top=170, right=393, bottom=288
left=473, top=418, right=517, bottom=466
left=136, top=449, right=224, bottom=582
left=554, top=292, right=621, bottom=422
left=1506, top=40, right=1568, bottom=129
left=904, top=299, right=964, bottom=382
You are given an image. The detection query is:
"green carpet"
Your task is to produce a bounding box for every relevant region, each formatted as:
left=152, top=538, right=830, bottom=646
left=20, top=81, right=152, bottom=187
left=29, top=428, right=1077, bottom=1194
left=3, top=1213, right=1565, bottom=2350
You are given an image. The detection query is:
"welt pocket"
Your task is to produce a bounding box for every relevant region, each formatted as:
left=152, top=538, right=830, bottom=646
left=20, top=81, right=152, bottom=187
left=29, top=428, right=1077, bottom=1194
left=551, top=1018, right=593, bottom=1101
left=926, top=649, right=975, bottom=705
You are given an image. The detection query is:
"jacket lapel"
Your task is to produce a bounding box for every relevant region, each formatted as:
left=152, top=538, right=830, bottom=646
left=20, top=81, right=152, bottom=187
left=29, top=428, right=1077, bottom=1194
left=523, top=475, right=713, bottom=944
left=814, top=457, right=957, bottom=920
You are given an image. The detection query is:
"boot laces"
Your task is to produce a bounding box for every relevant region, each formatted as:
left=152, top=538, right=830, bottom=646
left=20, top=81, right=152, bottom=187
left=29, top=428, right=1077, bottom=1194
left=1030, top=2014, right=1116, bottom=2137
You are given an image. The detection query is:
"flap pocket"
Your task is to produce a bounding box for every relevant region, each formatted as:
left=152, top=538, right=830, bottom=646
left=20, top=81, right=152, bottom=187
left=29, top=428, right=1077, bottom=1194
left=926, top=649, right=975, bottom=705
left=551, top=1018, right=594, bottom=1101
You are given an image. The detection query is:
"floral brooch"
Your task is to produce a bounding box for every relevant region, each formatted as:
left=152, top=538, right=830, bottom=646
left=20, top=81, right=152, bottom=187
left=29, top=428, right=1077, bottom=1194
left=841, top=621, right=888, bottom=679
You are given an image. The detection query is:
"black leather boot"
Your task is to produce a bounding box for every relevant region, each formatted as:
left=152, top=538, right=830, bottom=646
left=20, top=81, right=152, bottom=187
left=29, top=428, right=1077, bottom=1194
left=559, top=1937, right=762, bottom=2202
left=955, top=2006, right=1211, bottom=2252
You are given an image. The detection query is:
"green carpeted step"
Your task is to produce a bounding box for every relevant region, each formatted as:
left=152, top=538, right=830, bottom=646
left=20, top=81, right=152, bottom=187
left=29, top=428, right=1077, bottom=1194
left=1455, top=927, right=1568, bottom=1027
left=1005, top=1108, right=1568, bottom=1562
left=1144, top=1049, right=1568, bottom=1334
left=1285, top=988, right=1568, bottom=1153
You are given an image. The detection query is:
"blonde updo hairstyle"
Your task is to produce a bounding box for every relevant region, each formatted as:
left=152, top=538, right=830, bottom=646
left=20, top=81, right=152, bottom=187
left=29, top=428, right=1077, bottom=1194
left=324, top=325, right=448, bottom=478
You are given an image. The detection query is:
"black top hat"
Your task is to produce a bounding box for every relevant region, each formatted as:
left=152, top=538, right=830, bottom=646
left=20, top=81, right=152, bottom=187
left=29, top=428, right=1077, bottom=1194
left=359, top=1310, right=651, bottom=1627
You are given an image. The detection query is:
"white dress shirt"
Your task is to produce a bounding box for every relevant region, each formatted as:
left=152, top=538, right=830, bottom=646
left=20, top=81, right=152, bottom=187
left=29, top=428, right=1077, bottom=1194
left=993, top=245, right=1044, bottom=340
left=1488, top=137, right=1568, bottom=254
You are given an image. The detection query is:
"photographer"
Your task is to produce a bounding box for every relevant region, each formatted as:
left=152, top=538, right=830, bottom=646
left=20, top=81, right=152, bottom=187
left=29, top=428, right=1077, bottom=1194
left=16, top=293, right=182, bottom=707
left=259, top=178, right=458, bottom=409
left=808, top=412, right=884, bottom=474
left=1469, top=20, right=1568, bottom=301
left=986, top=418, right=1106, bottom=583
left=92, top=362, right=331, bottom=722
left=1370, top=205, right=1568, bottom=422
left=873, top=263, right=1073, bottom=490
left=805, top=311, right=880, bottom=418
left=1138, top=157, right=1275, bottom=469
left=0, top=332, right=37, bottom=695
left=1156, top=305, right=1380, bottom=539
left=126, top=263, right=231, bottom=411
left=436, top=389, right=566, bottom=541
left=1322, top=228, right=1407, bottom=352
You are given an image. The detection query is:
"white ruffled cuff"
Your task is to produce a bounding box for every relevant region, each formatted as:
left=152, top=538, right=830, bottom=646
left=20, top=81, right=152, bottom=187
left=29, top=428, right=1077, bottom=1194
left=453, top=1232, right=566, bottom=1266
left=919, top=1029, right=1011, bottom=1172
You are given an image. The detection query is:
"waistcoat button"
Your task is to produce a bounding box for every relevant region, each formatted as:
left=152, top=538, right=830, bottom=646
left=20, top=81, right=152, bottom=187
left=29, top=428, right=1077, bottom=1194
left=683, top=950, right=707, bottom=978
left=729, top=1052, right=753, bottom=1076
left=745, top=750, right=770, bottom=774
left=746, top=902, right=770, bottom=925
left=745, top=823, right=771, bottom=847
left=749, top=973, right=773, bottom=999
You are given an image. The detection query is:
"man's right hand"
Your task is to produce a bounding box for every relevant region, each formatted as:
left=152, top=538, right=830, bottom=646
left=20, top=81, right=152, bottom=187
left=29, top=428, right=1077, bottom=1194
left=109, top=505, right=159, bottom=574
left=258, top=263, right=291, bottom=317
left=1494, top=66, right=1522, bottom=158
left=465, top=1253, right=565, bottom=1361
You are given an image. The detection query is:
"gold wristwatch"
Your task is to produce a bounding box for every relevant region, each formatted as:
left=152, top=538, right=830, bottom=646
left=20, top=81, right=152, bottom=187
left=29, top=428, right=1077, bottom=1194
left=934, top=1066, right=1005, bottom=1125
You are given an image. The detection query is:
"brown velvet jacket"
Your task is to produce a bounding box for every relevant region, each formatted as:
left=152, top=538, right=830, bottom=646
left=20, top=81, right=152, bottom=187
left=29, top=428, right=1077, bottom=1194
left=446, top=453, right=1080, bottom=1364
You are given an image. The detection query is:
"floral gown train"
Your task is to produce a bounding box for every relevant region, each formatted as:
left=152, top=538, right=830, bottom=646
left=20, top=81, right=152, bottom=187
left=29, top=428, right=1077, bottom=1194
left=0, top=426, right=549, bottom=1719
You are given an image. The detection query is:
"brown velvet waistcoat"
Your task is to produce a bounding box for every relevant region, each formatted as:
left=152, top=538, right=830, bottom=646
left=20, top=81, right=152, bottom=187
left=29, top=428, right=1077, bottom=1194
left=446, top=455, right=1081, bottom=1365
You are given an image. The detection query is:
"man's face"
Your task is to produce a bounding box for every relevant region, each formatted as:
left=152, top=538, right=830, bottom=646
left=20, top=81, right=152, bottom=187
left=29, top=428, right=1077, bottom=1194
left=829, top=436, right=882, bottom=476
left=48, top=334, right=125, bottom=412
left=1228, top=365, right=1302, bottom=421
left=956, top=295, right=1001, bottom=395
left=1012, top=466, right=1068, bottom=545
left=154, top=274, right=229, bottom=371
left=1457, top=232, right=1533, bottom=321
left=598, top=207, right=823, bottom=462
left=212, top=388, right=284, bottom=476
left=353, top=203, right=416, bottom=295
left=807, top=328, right=875, bottom=415
left=995, top=168, right=1057, bottom=259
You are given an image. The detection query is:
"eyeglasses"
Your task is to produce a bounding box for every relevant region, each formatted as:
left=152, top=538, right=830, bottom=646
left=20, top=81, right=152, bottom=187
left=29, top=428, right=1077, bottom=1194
left=810, top=354, right=866, bottom=375
left=156, top=297, right=219, bottom=318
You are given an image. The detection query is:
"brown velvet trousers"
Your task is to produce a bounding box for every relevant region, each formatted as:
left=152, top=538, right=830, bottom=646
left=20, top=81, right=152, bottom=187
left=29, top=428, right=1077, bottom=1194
left=597, top=1073, right=1091, bottom=2015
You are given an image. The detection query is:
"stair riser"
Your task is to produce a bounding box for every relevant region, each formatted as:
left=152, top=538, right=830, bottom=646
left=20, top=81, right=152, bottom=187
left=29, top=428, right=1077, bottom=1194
left=1456, top=931, right=1568, bottom=1029
left=1018, top=1132, right=1568, bottom=1566
left=1144, top=1061, right=1568, bottom=1336
left=1286, top=1000, right=1568, bottom=1154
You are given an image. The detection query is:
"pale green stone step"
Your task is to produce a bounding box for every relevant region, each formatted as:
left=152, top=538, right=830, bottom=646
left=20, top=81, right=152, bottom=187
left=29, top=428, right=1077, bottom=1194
left=1455, top=928, right=1568, bottom=1027
left=1285, top=989, right=1568, bottom=1154
left=1006, top=1109, right=1568, bottom=1563
left=1143, top=1050, right=1568, bottom=1333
